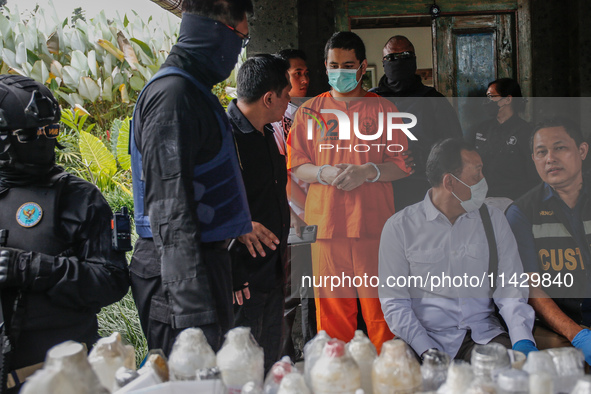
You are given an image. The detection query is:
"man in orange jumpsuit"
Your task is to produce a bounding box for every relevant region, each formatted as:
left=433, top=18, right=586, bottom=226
left=287, top=31, right=413, bottom=352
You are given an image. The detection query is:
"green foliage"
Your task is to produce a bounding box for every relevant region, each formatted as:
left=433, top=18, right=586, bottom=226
left=71, top=7, right=86, bottom=27
left=98, top=291, right=147, bottom=367
left=0, top=2, right=179, bottom=125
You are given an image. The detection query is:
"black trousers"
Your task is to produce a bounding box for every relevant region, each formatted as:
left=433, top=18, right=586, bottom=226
left=234, top=285, right=284, bottom=373
left=130, top=238, right=234, bottom=355
left=281, top=244, right=316, bottom=360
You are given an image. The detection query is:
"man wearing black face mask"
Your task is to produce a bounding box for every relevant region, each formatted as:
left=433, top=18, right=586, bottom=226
left=130, top=0, right=254, bottom=355
left=372, top=35, right=463, bottom=210
left=0, top=75, right=129, bottom=391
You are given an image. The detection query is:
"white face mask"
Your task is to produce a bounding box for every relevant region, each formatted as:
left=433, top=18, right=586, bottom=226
left=450, top=174, right=488, bottom=212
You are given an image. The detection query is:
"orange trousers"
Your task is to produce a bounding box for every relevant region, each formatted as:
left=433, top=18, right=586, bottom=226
left=311, top=238, right=394, bottom=352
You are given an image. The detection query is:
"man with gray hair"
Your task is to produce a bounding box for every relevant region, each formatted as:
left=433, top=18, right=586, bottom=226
left=130, top=0, right=254, bottom=354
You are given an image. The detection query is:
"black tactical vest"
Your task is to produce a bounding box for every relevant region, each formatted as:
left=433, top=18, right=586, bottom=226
left=514, top=183, right=591, bottom=323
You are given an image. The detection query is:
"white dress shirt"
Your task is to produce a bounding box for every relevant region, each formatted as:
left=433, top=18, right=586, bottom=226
left=379, top=191, right=535, bottom=358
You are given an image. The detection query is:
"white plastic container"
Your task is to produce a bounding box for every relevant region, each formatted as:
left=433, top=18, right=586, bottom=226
left=470, top=343, right=510, bottom=382
left=571, top=376, right=591, bottom=394
left=277, top=372, right=311, bottom=394
left=528, top=373, right=553, bottom=394
left=421, top=349, right=450, bottom=392
left=22, top=341, right=108, bottom=394
left=303, top=330, right=331, bottom=388
left=372, top=339, right=421, bottom=394
left=88, top=332, right=136, bottom=392
left=437, top=360, right=474, bottom=394
left=168, top=328, right=216, bottom=381
left=546, top=347, right=585, bottom=393
left=496, top=369, right=528, bottom=394
left=522, top=351, right=557, bottom=377
left=311, top=338, right=361, bottom=394
left=346, top=330, right=377, bottom=394
left=217, top=327, right=264, bottom=394
left=241, top=381, right=264, bottom=394
left=263, top=356, right=295, bottom=394
left=114, top=353, right=169, bottom=394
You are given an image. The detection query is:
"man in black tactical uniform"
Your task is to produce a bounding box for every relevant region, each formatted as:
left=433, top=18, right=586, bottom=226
left=130, top=0, right=254, bottom=355
left=372, top=35, right=463, bottom=210
left=0, top=75, right=129, bottom=392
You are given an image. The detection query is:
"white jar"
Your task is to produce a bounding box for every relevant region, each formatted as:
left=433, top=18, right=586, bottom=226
left=217, top=327, right=264, bottom=394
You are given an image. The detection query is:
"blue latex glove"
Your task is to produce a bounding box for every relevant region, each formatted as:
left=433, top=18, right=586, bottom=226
left=572, top=329, right=591, bottom=365
left=512, top=339, right=538, bottom=356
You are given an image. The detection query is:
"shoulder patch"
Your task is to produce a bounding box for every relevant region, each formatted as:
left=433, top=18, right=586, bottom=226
left=16, top=202, right=43, bottom=227
left=539, top=210, right=554, bottom=216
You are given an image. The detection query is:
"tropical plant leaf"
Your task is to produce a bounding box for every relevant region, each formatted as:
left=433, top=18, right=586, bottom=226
left=15, top=42, right=26, bottom=65
left=102, top=76, right=113, bottom=101
left=31, top=60, right=50, bottom=84
left=97, top=39, right=125, bottom=61
left=129, top=75, right=144, bottom=91
left=78, top=76, right=101, bottom=102
left=119, top=84, right=129, bottom=103
left=79, top=130, right=117, bottom=177
left=70, top=50, right=89, bottom=74
left=116, top=31, right=139, bottom=71
left=87, top=50, right=98, bottom=78
left=46, top=31, right=59, bottom=55
left=61, top=65, right=80, bottom=89
left=116, top=117, right=131, bottom=170
left=130, top=38, right=154, bottom=60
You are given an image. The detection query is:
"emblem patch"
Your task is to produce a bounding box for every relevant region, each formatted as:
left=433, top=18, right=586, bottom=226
left=16, top=202, right=43, bottom=228
left=507, top=136, right=517, bottom=145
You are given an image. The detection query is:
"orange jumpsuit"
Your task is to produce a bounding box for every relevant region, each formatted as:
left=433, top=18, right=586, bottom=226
left=287, top=92, right=411, bottom=352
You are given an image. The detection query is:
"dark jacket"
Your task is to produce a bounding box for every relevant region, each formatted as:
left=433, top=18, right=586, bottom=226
left=470, top=115, right=540, bottom=200
left=130, top=45, right=242, bottom=329
left=227, top=100, right=289, bottom=291
left=371, top=75, right=463, bottom=209
left=0, top=167, right=129, bottom=368
left=510, top=181, right=591, bottom=324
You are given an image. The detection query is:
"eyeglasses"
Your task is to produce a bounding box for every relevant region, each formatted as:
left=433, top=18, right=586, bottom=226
left=225, top=24, right=250, bottom=48
left=11, top=123, right=60, bottom=143
left=486, top=94, right=503, bottom=101
left=383, top=51, right=416, bottom=62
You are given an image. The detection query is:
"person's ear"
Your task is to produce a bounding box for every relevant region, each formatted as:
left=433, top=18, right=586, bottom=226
left=360, top=59, right=368, bottom=75
left=442, top=173, right=454, bottom=192
left=505, top=95, right=513, bottom=106
left=579, top=142, right=589, bottom=161
left=263, top=91, right=273, bottom=108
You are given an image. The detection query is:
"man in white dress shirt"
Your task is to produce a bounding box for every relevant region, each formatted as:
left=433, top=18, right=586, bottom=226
left=379, top=138, right=537, bottom=360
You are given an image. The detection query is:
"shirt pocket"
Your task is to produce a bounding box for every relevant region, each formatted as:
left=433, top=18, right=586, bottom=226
left=462, top=243, right=491, bottom=295
left=406, top=248, right=446, bottom=293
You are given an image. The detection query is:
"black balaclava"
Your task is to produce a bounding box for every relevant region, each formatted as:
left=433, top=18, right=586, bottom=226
left=175, top=13, right=243, bottom=84
left=382, top=57, right=420, bottom=93
left=0, top=75, right=60, bottom=188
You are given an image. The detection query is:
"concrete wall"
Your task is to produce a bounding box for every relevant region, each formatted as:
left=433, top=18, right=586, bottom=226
left=247, top=0, right=298, bottom=56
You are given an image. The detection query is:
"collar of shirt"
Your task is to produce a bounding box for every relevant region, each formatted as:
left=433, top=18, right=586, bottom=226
left=226, top=99, right=276, bottom=136
left=542, top=181, right=589, bottom=207
left=423, top=189, right=480, bottom=223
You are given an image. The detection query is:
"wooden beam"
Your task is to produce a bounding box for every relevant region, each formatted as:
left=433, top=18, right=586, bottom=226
left=347, top=0, right=518, bottom=17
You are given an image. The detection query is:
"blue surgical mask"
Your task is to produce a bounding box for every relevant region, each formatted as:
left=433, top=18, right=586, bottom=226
left=451, top=174, right=488, bottom=212
left=327, top=64, right=362, bottom=93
